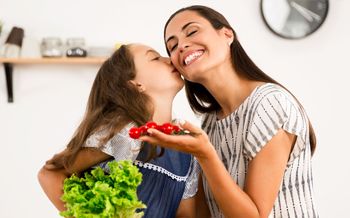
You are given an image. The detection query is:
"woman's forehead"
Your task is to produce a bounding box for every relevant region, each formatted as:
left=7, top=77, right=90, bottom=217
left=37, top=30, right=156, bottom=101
left=165, top=11, right=207, bottom=37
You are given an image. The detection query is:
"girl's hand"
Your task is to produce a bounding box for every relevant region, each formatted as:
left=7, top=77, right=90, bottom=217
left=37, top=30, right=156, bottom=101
left=139, top=120, right=215, bottom=160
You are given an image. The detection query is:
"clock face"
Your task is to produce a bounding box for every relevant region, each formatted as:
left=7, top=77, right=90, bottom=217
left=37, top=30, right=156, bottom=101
left=261, top=0, right=329, bottom=39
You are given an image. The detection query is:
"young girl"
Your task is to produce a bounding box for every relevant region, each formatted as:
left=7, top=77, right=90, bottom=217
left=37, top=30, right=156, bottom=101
left=140, top=5, right=318, bottom=218
left=38, top=43, right=199, bottom=218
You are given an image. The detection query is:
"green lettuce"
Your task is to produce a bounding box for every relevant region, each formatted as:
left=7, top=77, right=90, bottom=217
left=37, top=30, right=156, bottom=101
left=60, top=160, right=146, bottom=218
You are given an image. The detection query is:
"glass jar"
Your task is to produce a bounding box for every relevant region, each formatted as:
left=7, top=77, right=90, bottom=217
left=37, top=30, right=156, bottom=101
left=40, top=37, right=63, bottom=57
left=66, top=38, right=85, bottom=48
left=66, top=37, right=87, bottom=57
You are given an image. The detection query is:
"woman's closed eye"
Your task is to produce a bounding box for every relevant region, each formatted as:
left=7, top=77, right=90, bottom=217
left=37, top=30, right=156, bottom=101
left=170, top=44, right=178, bottom=52
left=187, top=30, right=197, bottom=36
left=169, top=30, right=197, bottom=52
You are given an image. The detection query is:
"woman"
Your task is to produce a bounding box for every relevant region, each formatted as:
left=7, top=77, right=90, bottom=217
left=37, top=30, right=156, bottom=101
left=38, top=43, right=199, bottom=218
left=140, top=5, right=318, bottom=218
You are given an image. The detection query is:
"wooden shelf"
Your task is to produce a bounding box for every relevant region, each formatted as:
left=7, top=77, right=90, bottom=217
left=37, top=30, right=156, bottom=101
left=0, top=57, right=107, bottom=103
left=0, top=57, right=107, bottom=64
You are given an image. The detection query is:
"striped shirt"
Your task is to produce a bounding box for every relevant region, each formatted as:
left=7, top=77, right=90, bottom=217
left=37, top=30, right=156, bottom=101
left=202, top=83, right=318, bottom=218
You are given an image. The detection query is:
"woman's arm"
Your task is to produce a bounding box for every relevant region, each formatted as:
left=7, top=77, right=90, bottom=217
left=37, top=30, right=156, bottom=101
left=140, top=121, right=294, bottom=218
left=38, top=148, right=111, bottom=211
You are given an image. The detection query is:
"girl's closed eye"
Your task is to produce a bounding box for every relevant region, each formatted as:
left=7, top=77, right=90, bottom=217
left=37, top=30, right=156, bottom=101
left=152, top=56, right=160, bottom=61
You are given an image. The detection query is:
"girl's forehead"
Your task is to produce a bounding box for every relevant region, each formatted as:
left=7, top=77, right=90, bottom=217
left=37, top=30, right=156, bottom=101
left=130, top=44, right=152, bottom=55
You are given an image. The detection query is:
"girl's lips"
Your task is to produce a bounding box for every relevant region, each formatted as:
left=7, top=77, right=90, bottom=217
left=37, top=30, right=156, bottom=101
left=171, top=68, right=181, bottom=77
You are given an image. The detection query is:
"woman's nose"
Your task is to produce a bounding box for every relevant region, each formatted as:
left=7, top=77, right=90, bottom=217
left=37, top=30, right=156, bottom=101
left=178, top=39, right=190, bottom=53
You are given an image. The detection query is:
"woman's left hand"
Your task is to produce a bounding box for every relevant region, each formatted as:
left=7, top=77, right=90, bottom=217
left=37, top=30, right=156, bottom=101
left=139, top=120, right=214, bottom=159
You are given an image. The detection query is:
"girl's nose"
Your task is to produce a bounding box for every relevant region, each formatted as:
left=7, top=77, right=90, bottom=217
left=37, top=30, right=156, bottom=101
left=162, top=57, right=172, bottom=65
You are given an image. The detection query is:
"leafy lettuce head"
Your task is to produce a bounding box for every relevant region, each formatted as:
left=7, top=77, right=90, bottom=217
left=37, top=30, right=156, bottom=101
left=60, top=160, right=145, bottom=218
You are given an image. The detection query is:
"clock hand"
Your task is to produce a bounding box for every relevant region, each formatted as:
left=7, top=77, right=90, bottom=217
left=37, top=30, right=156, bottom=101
left=290, top=1, right=321, bottom=22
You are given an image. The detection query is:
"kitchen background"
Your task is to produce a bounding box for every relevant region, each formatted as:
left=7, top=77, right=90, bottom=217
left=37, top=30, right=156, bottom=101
left=0, top=0, right=349, bottom=217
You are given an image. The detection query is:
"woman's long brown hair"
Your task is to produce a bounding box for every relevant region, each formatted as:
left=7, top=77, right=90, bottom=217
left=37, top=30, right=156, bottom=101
left=45, top=45, right=158, bottom=170
left=164, top=5, right=316, bottom=155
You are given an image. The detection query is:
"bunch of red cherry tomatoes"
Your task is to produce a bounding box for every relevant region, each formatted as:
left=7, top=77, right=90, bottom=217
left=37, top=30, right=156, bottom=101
left=128, top=121, right=184, bottom=139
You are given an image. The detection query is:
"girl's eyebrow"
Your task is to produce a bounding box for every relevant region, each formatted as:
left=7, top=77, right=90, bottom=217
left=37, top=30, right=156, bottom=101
left=145, top=49, right=159, bottom=56
left=166, top=22, right=198, bottom=43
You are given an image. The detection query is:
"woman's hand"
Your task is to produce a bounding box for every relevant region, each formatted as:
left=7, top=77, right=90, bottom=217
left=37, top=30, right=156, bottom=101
left=139, top=120, right=215, bottom=160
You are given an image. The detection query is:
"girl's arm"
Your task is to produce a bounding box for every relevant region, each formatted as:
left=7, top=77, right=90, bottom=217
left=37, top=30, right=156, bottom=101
left=194, top=174, right=211, bottom=218
left=38, top=167, right=67, bottom=211
left=38, top=148, right=111, bottom=211
left=175, top=197, right=196, bottom=218
left=175, top=175, right=210, bottom=218
left=140, top=121, right=294, bottom=218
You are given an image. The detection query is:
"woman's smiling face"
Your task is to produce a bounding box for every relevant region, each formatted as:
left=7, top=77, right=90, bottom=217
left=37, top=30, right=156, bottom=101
left=165, top=10, right=233, bottom=83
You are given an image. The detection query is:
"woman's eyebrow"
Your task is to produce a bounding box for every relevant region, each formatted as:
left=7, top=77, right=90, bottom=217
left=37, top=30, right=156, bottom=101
left=166, top=22, right=198, bottom=43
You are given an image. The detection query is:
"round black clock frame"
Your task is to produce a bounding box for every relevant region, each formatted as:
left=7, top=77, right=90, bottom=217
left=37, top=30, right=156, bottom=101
left=260, top=0, right=329, bottom=39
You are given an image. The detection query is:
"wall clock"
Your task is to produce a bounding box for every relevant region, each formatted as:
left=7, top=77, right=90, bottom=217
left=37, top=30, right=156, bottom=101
left=261, top=0, right=329, bottom=39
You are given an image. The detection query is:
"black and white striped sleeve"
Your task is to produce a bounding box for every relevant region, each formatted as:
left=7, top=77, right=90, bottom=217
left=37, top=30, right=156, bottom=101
left=244, top=90, right=308, bottom=165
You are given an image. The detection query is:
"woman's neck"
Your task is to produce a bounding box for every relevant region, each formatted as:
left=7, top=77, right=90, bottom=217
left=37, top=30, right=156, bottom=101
left=202, top=64, right=263, bottom=119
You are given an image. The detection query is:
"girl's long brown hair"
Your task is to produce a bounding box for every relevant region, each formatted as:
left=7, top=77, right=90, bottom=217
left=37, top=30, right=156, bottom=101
left=45, top=45, right=158, bottom=170
left=164, top=5, right=316, bottom=155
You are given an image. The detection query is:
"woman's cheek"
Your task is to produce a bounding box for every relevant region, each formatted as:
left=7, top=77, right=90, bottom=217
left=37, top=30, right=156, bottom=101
left=171, top=56, right=180, bottom=69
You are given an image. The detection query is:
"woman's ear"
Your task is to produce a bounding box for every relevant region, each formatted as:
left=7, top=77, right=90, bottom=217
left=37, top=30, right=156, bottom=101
left=221, top=27, right=234, bottom=46
left=129, top=80, right=146, bottom=92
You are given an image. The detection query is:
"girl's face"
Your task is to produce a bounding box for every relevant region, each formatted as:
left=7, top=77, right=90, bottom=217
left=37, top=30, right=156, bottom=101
left=130, top=44, right=184, bottom=95
left=165, top=11, right=233, bottom=83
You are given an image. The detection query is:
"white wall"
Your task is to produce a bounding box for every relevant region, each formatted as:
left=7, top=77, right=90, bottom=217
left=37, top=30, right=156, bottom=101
left=0, top=1, right=349, bottom=217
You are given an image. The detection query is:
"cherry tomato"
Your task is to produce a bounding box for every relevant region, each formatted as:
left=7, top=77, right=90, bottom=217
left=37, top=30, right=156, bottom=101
left=139, top=125, right=148, bottom=135
left=161, top=123, right=174, bottom=135
left=172, top=125, right=181, bottom=133
left=156, top=125, right=165, bottom=132
left=146, top=121, right=158, bottom=129
left=132, top=122, right=185, bottom=138
left=129, top=127, right=141, bottom=139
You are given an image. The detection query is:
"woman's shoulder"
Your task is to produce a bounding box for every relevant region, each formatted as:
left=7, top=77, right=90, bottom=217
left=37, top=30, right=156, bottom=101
left=244, top=83, right=311, bottom=165
left=247, top=83, right=301, bottom=113
left=250, top=83, right=290, bottom=102
left=244, top=82, right=310, bottom=139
